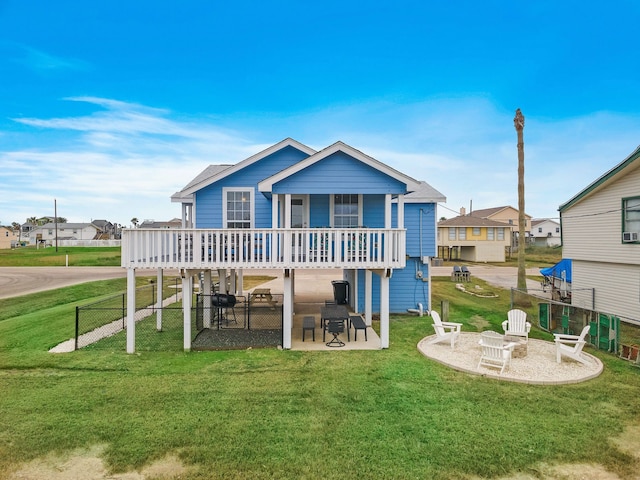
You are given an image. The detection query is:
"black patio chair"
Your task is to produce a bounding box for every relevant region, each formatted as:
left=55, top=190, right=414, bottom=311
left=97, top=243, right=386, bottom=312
left=324, top=319, right=345, bottom=347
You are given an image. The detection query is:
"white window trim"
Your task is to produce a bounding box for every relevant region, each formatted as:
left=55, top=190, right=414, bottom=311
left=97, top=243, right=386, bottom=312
left=329, top=194, right=363, bottom=227
left=222, top=187, right=255, bottom=228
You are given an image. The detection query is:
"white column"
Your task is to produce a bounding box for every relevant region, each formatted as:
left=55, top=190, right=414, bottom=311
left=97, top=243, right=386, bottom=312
left=384, top=194, right=392, bottom=263
left=284, top=194, right=292, bottom=227
left=156, top=268, right=163, bottom=331
left=203, top=270, right=212, bottom=328
left=397, top=194, right=404, bottom=229
left=284, top=194, right=292, bottom=262
left=365, top=270, right=372, bottom=326
left=218, top=268, right=227, bottom=294
left=272, top=194, right=279, bottom=228
left=126, top=267, right=136, bottom=354
left=282, top=269, right=292, bottom=349
left=380, top=271, right=390, bottom=349
left=237, top=269, right=244, bottom=296
left=183, top=274, right=192, bottom=352
left=384, top=194, right=392, bottom=228
left=229, top=268, right=237, bottom=294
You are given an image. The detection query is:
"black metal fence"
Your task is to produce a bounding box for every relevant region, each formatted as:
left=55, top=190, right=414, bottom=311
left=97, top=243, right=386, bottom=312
left=75, top=283, right=188, bottom=352
left=512, top=288, right=640, bottom=365
left=192, top=293, right=284, bottom=350
left=74, top=286, right=283, bottom=352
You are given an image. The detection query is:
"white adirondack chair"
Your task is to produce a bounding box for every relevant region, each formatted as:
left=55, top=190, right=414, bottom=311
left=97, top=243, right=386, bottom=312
left=427, top=310, right=462, bottom=349
left=554, top=325, right=592, bottom=365
left=501, top=309, right=531, bottom=342
left=477, top=331, right=515, bottom=374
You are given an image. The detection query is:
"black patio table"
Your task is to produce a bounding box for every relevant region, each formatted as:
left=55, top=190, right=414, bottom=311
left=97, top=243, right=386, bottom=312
left=321, top=305, right=350, bottom=342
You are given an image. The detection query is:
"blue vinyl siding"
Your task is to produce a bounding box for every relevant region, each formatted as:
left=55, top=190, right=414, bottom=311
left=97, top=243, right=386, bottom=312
left=355, top=259, right=431, bottom=313
left=398, top=203, right=437, bottom=258
left=272, top=152, right=407, bottom=194
left=362, top=195, right=385, bottom=228
left=195, top=145, right=310, bottom=228
left=309, top=194, right=330, bottom=227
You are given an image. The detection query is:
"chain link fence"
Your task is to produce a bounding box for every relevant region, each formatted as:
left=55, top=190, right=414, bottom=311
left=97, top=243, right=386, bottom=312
left=192, top=293, right=283, bottom=350
left=512, top=288, right=640, bottom=365
left=76, top=279, right=189, bottom=352
left=75, top=284, right=283, bottom=352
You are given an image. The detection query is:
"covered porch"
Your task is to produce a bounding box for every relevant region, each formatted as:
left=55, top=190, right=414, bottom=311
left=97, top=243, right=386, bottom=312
left=258, top=268, right=382, bottom=351
left=123, top=266, right=388, bottom=353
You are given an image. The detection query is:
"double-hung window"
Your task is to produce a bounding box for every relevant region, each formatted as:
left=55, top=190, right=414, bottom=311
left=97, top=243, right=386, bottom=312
left=224, top=188, right=254, bottom=228
left=623, top=196, right=640, bottom=241
left=332, top=194, right=360, bottom=227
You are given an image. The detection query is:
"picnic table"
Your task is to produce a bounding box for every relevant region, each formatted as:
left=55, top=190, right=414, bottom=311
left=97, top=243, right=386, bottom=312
left=251, top=288, right=276, bottom=306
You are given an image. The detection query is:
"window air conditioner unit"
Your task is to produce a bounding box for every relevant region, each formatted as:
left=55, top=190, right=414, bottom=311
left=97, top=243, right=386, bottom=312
left=623, top=232, right=638, bottom=242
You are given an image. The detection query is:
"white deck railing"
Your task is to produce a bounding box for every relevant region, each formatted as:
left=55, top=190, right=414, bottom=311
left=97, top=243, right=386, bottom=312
left=121, top=228, right=406, bottom=270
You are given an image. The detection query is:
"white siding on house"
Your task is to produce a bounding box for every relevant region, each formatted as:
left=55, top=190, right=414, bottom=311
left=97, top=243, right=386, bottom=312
left=562, top=162, right=640, bottom=324
left=562, top=167, right=640, bottom=265
left=572, top=260, right=640, bottom=324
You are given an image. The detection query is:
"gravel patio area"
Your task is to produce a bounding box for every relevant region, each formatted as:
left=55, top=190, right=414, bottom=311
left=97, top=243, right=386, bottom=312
left=418, top=332, right=603, bottom=384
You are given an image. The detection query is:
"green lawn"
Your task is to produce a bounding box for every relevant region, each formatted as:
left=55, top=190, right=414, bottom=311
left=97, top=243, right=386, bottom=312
left=0, top=246, right=121, bottom=266
left=1, top=277, right=639, bottom=479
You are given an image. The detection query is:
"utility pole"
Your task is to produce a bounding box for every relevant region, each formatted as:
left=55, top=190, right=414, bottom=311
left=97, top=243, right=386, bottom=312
left=514, top=109, right=527, bottom=292
left=54, top=199, right=58, bottom=252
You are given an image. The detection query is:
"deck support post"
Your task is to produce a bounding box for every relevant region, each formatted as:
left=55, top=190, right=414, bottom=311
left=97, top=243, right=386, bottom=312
left=183, top=273, right=192, bottom=352
left=380, top=269, right=391, bottom=349
left=365, top=270, right=372, bottom=326
left=282, top=269, right=292, bottom=349
left=203, top=270, right=212, bottom=328
left=126, top=267, right=136, bottom=354
left=156, top=268, right=163, bottom=331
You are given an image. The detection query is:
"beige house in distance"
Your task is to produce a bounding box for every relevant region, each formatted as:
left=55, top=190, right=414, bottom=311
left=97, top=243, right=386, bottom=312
left=469, top=206, right=532, bottom=245
left=437, top=215, right=511, bottom=262
left=0, top=226, right=19, bottom=249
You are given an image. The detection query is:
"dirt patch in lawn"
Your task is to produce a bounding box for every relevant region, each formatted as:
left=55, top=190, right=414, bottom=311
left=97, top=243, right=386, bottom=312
left=6, top=445, right=188, bottom=480
left=6, top=425, right=640, bottom=479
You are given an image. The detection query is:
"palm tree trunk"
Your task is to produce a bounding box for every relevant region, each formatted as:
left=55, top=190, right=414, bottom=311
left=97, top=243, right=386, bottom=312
left=514, top=109, right=527, bottom=291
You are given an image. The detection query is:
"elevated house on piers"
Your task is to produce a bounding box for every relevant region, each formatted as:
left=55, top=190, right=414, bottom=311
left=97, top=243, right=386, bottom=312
left=121, top=138, right=445, bottom=352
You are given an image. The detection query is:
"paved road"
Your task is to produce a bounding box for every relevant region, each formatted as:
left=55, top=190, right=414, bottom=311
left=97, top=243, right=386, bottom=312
left=430, top=265, right=544, bottom=291
left=0, top=267, right=127, bottom=300
left=0, top=265, right=545, bottom=300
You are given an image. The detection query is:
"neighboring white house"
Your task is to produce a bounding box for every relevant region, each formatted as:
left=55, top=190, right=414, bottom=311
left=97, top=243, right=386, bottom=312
left=559, top=145, right=640, bottom=324
left=139, top=218, right=182, bottom=229
left=28, top=222, right=100, bottom=244
left=531, top=218, right=561, bottom=247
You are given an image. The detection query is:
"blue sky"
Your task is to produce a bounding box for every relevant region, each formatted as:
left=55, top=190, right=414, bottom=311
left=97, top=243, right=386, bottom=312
left=1, top=1, right=640, bottom=227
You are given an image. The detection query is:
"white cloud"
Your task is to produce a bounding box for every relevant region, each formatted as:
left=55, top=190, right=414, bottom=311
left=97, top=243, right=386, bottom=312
left=2, top=96, right=639, bottom=227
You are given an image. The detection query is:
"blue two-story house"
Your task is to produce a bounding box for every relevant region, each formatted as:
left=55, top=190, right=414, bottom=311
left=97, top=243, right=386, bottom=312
left=121, top=138, right=445, bottom=352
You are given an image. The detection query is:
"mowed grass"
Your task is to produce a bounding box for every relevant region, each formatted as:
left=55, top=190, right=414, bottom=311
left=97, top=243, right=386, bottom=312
left=1, top=278, right=640, bottom=479
left=0, top=246, right=121, bottom=266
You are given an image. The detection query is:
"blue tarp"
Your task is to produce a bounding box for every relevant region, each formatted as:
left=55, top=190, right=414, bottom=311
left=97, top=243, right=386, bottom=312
left=540, top=258, right=572, bottom=283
